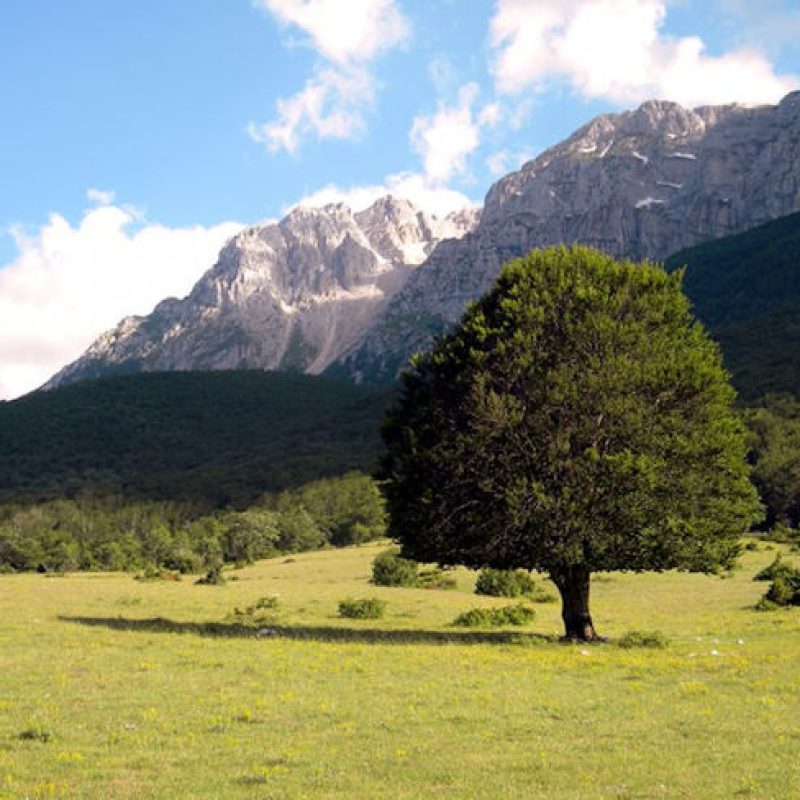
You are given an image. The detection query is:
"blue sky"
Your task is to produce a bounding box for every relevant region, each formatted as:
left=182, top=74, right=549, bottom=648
left=1, top=0, right=798, bottom=399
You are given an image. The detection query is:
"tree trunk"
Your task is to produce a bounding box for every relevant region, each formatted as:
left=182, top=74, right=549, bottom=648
left=551, top=565, right=600, bottom=642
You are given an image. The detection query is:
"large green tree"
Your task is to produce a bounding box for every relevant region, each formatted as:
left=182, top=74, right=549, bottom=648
left=379, top=246, right=762, bottom=641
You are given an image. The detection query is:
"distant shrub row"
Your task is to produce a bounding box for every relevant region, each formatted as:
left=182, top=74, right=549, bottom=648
left=0, top=472, right=385, bottom=574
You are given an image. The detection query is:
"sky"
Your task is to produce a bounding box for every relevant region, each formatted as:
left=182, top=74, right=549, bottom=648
left=1, top=0, right=798, bottom=400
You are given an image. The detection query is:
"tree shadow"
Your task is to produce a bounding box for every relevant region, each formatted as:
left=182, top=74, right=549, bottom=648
left=58, top=615, right=554, bottom=646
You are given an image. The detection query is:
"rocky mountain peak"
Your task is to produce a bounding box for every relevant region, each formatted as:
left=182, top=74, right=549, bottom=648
left=46, top=194, right=479, bottom=387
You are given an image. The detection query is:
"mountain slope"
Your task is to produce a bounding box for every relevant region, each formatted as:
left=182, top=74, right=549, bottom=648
left=0, top=371, right=393, bottom=505
left=665, top=211, right=800, bottom=400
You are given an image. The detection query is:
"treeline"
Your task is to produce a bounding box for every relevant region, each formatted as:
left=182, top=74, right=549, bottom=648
left=0, top=472, right=385, bottom=573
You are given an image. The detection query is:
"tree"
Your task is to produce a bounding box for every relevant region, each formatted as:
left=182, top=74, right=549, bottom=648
left=378, top=246, right=762, bottom=641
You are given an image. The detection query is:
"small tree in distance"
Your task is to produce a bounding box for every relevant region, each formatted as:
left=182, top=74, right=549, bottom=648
left=378, top=246, right=762, bottom=641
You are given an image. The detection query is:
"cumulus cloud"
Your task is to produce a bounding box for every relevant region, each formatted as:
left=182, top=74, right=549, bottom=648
left=258, top=0, right=409, bottom=64
left=0, top=197, right=241, bottom=400
left=490, top=0, right=798, bottom=107
left=252, top=0, right=409, bottom=152
left=248, top=66, right=374, bottom=153
left=289, top=171, right=476, bottom=218
left=409, top=83, right=501, bottom=184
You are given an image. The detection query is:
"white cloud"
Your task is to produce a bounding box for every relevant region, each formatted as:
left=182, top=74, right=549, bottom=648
left=86, top=188, right=115, bottom=206
left=0, top=201, right=242, bottom=400
left=258, top=0, right=409, bottom=65
left=252, top=0, right=409, bottom=153
left=248, top=66, right=374, bottom=153
left=490, top=0, right=798, bottom=107
left=410, top=83, right=501, bottom=184
left=289, top=171, right=476, bottom=218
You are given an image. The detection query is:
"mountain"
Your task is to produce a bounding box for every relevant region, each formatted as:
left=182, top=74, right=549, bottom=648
left=48, top=92, right=800, bottom=389
left=46, top=197, right=479, bottom=387
left=0, top=371, right=392, bottom=506
left=664, top=211, right=800, bottom=401
left=344, top=92, right=800, bottom=381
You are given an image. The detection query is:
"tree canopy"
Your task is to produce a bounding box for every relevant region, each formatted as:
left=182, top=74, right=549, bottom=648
left=379, top=246, right=762, bottom=640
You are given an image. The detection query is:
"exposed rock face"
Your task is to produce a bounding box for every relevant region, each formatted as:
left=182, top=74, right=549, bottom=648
left=342, top=92, right=800, bottom=381
left=46, top=197, right=480, bottom=387
left=49, top=92, right=800, bottom=389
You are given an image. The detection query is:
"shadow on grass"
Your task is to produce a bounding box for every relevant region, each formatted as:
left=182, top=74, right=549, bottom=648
left=58, top=615, right=553, bottom=646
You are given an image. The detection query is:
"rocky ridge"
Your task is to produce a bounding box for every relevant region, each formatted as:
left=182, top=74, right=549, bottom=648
left=343, top=92, right=800, bottom=381
left=48, top=92, right=800, bottom=388
left=46, top=197, right=479, bottom=386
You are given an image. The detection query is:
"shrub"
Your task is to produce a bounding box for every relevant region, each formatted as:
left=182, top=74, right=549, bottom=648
left=452, top=604, right=536, bottom=628
left=338, top=597, right=386, bottom=619
left=371, top=549, right=418, bottom=587
left=18, top=726, right=54, bottom=743
left=196, top=565, right=226, bottom=586
left=766, top=575, right=800, bottom=605
left=753, top=554, right=799, bottom=582
left=475, top=568, right=536, bottom=598
left=744, top=540, right=760, bottom=552
left=617, top=629, right=670, bottom=649
left=232, top=595, right=280, bottom=626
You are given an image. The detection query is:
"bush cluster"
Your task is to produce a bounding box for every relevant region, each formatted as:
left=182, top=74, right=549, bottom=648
left=754, top=555, right=800, bottom=609
left=371, top=549, right=457, bottom=590
left=452, top=604, right=536, bottom=628
left=338, top=597, right=386, bottom=619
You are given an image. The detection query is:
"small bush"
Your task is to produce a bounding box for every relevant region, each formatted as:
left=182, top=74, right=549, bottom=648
left=232, top=595, right=281, bottom=626
left=371, top=549, right=418, bottom=587
left=18, top=726, right=53, bottom=743
left=338, top=597, right=386, bottom=619
left=743, top=540, right=760, bottom=552
left=196, top=565, right=226, bottom=586
left=753, top=554, right=800, bottom=582
left=475, top=568, right=536, bottom=598
left=766, top=576, right=799, bottom=605
left=452, top=604, right=536, bottom=628
left=617, top=629, right=670, bottom=649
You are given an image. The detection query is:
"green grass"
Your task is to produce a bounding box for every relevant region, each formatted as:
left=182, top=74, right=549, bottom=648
left=1, top=542, right=799, bottom=798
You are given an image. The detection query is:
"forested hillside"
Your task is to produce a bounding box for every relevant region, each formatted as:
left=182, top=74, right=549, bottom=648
left=666, top=211, right=800, bottom=401
left=0, top=371, right=392, bottom=506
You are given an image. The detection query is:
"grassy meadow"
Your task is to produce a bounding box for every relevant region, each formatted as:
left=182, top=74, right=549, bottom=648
left=0, top=541, right=798, bottom=799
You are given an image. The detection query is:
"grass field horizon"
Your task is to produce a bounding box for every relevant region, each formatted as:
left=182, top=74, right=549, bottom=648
left=1, top=541, right=798, bottom=798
